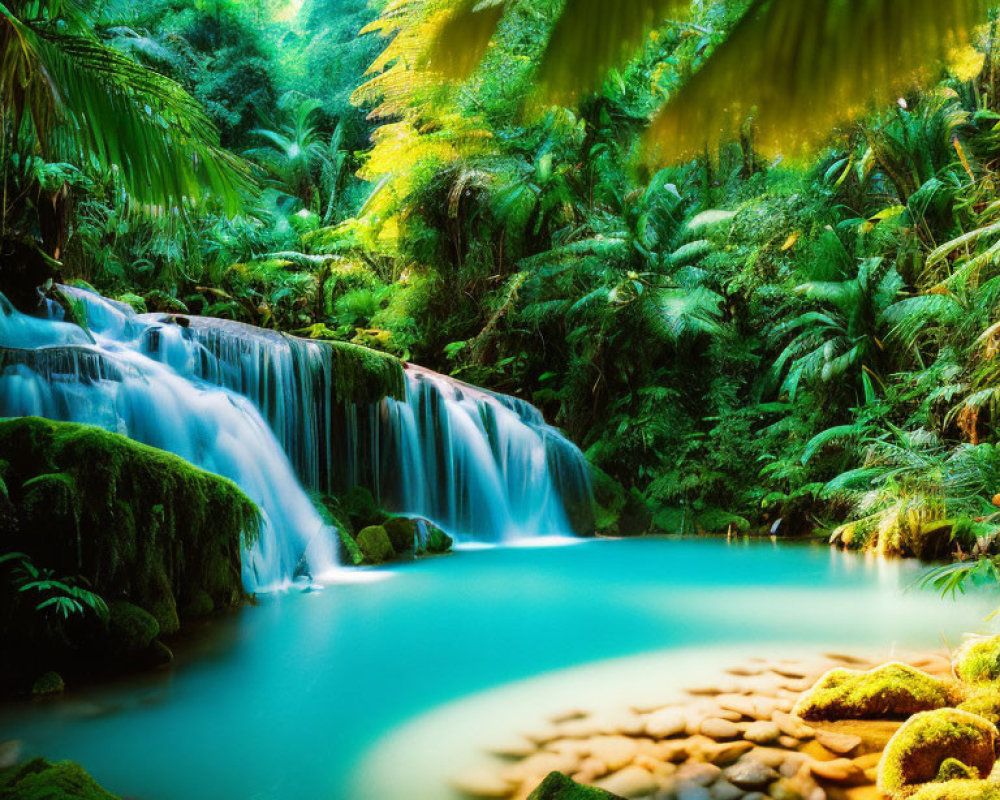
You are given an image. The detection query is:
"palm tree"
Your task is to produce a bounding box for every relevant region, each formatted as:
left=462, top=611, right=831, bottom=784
left=0, top=0, right=252, bottom=223
left=421, top=0, right=989, bottom=159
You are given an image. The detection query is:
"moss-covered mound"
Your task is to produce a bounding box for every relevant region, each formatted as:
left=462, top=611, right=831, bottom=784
left=908, top=779, right=1000, bottom=800
left=327, top=340, right=405, bottom=405
left=0, top=758, right=121, bottom=800
left=793, top=663, right=953, bottom=721
left=954, top=636, right=1000, bottom=685
left=0, top=416, right=260, bottom=687
left=526, top=772, right=625, bottom=800
left=877, top=708, right=998, bottom=799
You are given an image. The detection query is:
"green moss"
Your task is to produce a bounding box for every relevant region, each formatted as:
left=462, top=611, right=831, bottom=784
left=877, top=708, right=998, bottom=799
left=909, top=780, right=1000, bottom=800
left=958, top=686, right=1000, bottom=724
left=0, top=758, right=121, bottom=800
left=0, top=417, right=260, bottom=626
left=526, top=772, right=623, bottom=800
left=356, top=525, right=394, bottom=564
left=794, top=662, right=953, bottom=721
left=936, top=758, right=979, bottom=781
left=31, top=671, right=64, bottom=696
left=383, top=516, right=417, bottom=552
left=954, top=636, right=1000, bottom=685
left=143, top=290, right=188, bottom=314
left=338, top=486, right=385, bottom=531
left=182, top=590, right=215, bottom=619
left=325, top=340, right=405, bottom=405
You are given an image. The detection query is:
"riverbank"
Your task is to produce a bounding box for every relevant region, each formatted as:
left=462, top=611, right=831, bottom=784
left=453, top=643, right=1000, bottom=800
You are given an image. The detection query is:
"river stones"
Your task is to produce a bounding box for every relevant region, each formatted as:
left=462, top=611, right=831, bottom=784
left=593, top=766, right=657, bottom=797
left=813, top=729, right=862, bottom=755
left=744, top=720, right=781, bottom=745
left=587, top=737, right=639, bottom=771
left=700, top=718, right=741, bottom=740
left=645, top=708, right=686, bottom=738
left=723, top=758, right=779, bottom=790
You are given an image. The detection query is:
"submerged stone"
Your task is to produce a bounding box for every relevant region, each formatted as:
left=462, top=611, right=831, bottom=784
left=30, top=672, right=64, bottom=697
left=877, top=708, right=998, bottom=799
left=793, top=663, right=952, bottom=721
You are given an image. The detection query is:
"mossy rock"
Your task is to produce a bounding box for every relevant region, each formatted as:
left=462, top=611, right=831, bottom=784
left=31, top=671, right=64, bottom=697
left=383, top=516, right=418, bottom=553
left=108, top=601, right=159, bottom=653
left=356, top=525, right=394, bottom=564
left=794, top=662, right=954, bottom=721
left=958, top=686, right=1000, bottom=724
left=0, top=758, right=121, bottom=800
left=338, top=486, right=385, bottom=531
left=954, top=636, right=1000, bottom=685
left=415, top=520, right=452, bottom=555
left=526, top=771, right=625, bottom=799
left=877, top=708, right=998, bottom=799
left=325, top=341, right=405, bottom=405
left=908, top=780, right=1000, bottom=800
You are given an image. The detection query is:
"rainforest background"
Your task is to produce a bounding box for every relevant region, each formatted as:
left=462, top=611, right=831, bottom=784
left=6, top=0, right=1000, bottom=581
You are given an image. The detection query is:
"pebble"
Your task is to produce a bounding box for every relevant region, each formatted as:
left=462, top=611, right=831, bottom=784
left=773, top=711, right=814, bottom=739
left=808, top=758, right=867, bottom=785
left=646, top=707, right=687, bottom=738
left=677, top=785, right=713, bottom=800
left=701, top=740, right=754, bottom=766
left=701, top=718, right=742, bottom=740
left=486, top=735, right=537, bottom=759
left=676, top=761, right=723, bottom=787
left=595, top=765, right=658, bottom=797
left=744, top=720, right=781, bottom=745
left=813, top=730, right=862, bottom=756
left=709, top=778, right=747, bottom=800
left=501, top=750, right=579, bottom=782
left=724, top=758, right=780, bottom=790
left=587, top=735, right=640, bottom=771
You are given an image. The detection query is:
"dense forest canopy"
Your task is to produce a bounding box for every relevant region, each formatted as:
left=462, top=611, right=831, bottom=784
left=5, top=0, right=1000, bottom=595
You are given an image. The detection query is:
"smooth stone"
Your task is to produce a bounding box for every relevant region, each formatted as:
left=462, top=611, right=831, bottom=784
left=651, top=740, right=691, bottom=763
left=777, top=735, right=801, bottom=749
left=709, top=778, right=747, bottom=800
left=487, top=735, right=538, bottom=759
left=502, top=751, right=579, bottom=782
left=702, top=718, right=742, bottom=740
left=724, top=759, right=780, bottom=790
left=677, top=784, right=713, bottom=800
left=647, top=708, right=687, bottom=738
left=744, top=721, right=781, bottom=745
left=588, top=735, right=640, bottom=771
left=809, top=758, right=867, bottom=785
left=773, top=711, right=815, bottom=739
left=769, top=777, right=806, bottom=800
left=676, top=762, right=723, bottom=786
left=813, top=730, right=862, bottom=756
left=702, top=740, right=754, bottom=766
left=595, top=765, right=658, bottom=797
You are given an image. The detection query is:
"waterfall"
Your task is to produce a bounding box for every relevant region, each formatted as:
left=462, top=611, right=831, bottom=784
left=0, top=287, right=593, bottom=588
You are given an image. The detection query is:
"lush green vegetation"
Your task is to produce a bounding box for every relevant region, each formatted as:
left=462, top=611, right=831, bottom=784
left=4, top=0, right=1000, bottom=598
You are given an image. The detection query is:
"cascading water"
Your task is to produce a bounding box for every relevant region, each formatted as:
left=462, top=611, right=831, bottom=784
left=0, top=286, right=593, bottom=587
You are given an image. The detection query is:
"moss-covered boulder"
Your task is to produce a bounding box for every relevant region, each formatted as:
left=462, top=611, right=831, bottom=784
left=31, top=671, right=64, bottom=697
left=356, top=525, right=394, bottom=563
left=338, top=486, right=385, bottom=532
left=0, top=758, right=120, bottom=800
left=877, top=708, right=998, bottom=798
left=526, top=771, right=625, bottom=800
left=959, top=686, right=1000, bottom=724
left=908, top=780, right=1000, bottom=800
left=954, top=636, right=1000, bottom=685
left=794, top=662, right=953, bottom=721
left=383, top=516, right=417, bottom=553
left=0, top=417, right=259, bottom=686
left=416, top=520, right=452, bottom=555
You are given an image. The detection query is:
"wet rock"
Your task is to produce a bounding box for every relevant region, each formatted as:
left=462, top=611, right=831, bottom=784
left=708, top=778, right=746, bottom=800
left=356, top=525, right=394, bottom=563
left=701, top=740, right=754, bottom=766
left=877, top=708, right=998, bottom=799
left=808, top=758, right=867, bottom=785
left=793, top=663, right=952, bottom=721
left=812, top=729, right=861, bottom=756
left=676, top=762, right=722, bottom=786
